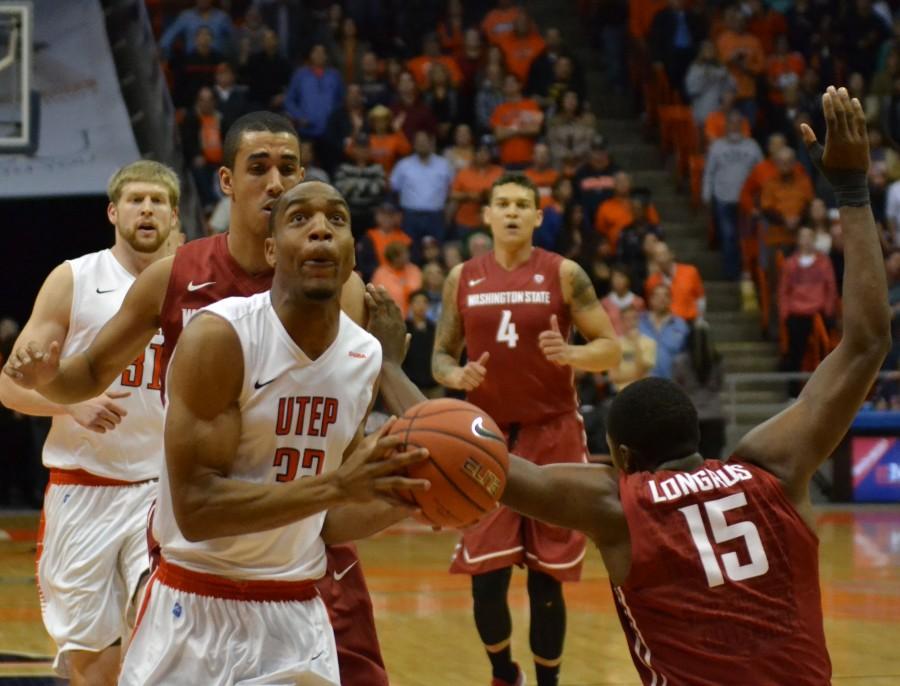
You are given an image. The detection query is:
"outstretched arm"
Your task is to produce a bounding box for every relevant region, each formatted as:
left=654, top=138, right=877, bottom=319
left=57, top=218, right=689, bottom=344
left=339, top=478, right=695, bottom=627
left=4, top=257, right=172, bottom=404
left=501, top=456, right=620, bottom=546
left=735, top=87, right=891, bottom=508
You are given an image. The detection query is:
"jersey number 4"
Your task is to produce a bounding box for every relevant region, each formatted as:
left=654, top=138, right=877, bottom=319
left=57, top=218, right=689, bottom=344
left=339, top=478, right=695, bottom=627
left=496, top=309, right=519, bottom=348
left=120, top=343, right=164, bottom=390
left=679, top=492, right=770, bottom=588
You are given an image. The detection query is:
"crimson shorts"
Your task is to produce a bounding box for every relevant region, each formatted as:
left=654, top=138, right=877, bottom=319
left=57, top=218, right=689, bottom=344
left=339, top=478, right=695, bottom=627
left=450, top=411, right=588, bottom=583
left=315, top=543, right=388, bottom=686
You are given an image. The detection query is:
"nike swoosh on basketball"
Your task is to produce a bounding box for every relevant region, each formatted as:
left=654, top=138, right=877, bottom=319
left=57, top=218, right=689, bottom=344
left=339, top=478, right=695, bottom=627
left=471, top=416, right=503, bottom=442
left=96, top=287, right=116, bottom=294
left=254, top=377, right=277, bottom=389
left=468, top=277, right=486, bottom=287
left=187, top=280, right=216, bottom=291
left=333, top=560, right=358, bottom=581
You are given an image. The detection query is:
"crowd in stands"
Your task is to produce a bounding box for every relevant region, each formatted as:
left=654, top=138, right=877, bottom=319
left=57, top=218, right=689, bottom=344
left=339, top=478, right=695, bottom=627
left=111, top=0, right=898, bottom=457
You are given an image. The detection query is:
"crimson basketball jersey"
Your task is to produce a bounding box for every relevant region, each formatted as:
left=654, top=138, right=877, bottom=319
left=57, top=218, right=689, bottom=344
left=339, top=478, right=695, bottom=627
left=159, top=233, right=272, bottom=394
left=613, top=459, right=831, bottom=685
left=457, top=249, right=576, bottom=426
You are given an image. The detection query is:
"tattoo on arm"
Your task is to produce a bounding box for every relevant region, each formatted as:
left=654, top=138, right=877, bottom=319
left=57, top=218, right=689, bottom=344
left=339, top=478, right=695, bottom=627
left=432, top=268, right=465, bottom=383
left=569, top=262, right=600, bottom=313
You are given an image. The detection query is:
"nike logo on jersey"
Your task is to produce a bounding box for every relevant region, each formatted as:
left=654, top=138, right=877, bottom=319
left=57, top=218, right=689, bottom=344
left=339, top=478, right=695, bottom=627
left=471, top=416, right=503, bottom=442
left=254, top=377, right=277, bottom=389
left=468, top=277, right=486, bottom=287
left=348, top=351, right=367, bottom=359
left=333, top=560, right=358, bottom=581
left=187, top=280, right=216, bottom=291
left=96, top=287, right=117, bottom=294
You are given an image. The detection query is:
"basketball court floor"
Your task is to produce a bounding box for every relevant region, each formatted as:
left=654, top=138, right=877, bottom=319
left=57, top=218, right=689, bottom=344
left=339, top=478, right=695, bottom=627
left=0, top=506, right=898, bottom=685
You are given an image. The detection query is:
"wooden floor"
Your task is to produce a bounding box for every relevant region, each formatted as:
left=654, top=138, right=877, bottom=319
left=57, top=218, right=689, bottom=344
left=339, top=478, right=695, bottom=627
left=0, top=507, right=898, bottom=685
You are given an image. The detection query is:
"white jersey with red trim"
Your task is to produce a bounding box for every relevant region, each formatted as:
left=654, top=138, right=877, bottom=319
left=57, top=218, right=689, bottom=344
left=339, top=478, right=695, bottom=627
left=42, top=249, right=164, bottom=481
left=154, top=291, right=381, bottom=582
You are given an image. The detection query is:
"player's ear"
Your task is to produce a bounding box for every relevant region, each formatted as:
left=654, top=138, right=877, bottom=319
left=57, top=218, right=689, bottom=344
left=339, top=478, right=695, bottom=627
left=265, top=235, right=276, bottom=268
left=219, top=166, right=234, bottom=198
left=107, top=201, right=117, bottom=228
left=481, top=203, right=492, bottom=228
left=534, top=207, right=543, bottom=227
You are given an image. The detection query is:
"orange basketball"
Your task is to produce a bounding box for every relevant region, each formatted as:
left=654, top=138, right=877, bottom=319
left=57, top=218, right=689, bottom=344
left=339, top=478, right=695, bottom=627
left=389, top=398, right=509, bottom=528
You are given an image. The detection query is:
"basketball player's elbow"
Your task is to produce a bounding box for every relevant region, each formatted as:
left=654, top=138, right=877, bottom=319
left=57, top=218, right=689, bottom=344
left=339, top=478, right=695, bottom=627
left=172, top=485, right=220, bottom=542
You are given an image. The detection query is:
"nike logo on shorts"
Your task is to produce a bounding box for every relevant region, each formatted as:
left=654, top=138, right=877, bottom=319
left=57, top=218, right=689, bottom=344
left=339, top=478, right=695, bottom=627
left=468, top=277, right=486, bottom=287
left=187, top=280, right=216, bottom=291
left=333, top=560, right=358, bottom=581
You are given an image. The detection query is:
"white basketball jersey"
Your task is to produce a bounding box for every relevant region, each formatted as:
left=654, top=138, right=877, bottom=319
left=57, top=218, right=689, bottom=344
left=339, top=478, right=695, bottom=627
left=42, top=250, right=164, bottom=481
left=155, top=291, right=382, bottom=581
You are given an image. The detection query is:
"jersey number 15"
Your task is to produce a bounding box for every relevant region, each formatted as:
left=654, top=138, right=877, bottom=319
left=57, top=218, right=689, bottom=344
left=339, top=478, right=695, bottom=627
left=679, top=492, right=770, bottom=588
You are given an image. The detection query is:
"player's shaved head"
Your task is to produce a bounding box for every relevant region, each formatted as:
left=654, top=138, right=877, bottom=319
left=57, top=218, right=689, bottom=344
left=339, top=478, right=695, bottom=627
left=607, top=377, right=700, bottom=471
left=268, top=181, right=350, bottom=235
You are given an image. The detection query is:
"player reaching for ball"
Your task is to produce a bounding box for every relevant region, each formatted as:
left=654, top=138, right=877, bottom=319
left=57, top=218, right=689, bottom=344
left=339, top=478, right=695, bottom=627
left=432, top=173, right=621, bottom=686
left=500, top=87, right=887, bottom=684
left=117, top=180, right=430, bottom=684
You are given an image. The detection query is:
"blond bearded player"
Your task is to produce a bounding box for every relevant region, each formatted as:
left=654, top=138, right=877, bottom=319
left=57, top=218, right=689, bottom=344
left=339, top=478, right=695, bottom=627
left=0, top=161, right=180, bottom=685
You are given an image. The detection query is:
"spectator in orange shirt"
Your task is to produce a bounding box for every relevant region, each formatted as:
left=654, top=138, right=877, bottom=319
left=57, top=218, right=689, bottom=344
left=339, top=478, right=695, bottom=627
left=372, top=241, right=423, bottom=318
left=766, top=35, right=805, bottom=106
left=703, top=89, right=751, bottom=146
left=715, top=7, right=765, bottom=125
left=496, top=12, right=546, bottom=84
left=365, top=105, right=413, bottom=176
left=407, top=34, right=464, bottom=90
left=645, top=242, right=706, bottom=321
left=739, top=132, right=803, bottom=218
left=524, top=143, right=559, bottom=209
left=481, top=0, right=522, bottom=46
left=357, top=199, right=412, bottom=281
left=760, top=146, right=814, bottom=254
left=595, top=172, right=661, bottom=251
left=490, top=74, right=543, bottom=168
left=449, top=137, right=503, bottom=235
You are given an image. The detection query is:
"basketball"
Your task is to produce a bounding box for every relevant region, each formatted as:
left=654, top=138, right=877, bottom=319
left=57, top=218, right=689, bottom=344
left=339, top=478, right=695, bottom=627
left=389, top=398, right=509, bottom=528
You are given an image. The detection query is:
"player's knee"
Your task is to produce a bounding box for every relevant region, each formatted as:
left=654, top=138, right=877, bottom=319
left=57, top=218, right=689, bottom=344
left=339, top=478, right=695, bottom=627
left=526, top=569, right=562, bottom=606
left=471, top=568, right=512, bottom=604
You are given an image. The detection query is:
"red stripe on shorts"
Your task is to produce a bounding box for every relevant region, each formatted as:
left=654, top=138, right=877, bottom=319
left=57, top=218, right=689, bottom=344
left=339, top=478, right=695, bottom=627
left=48, top=468, right=155, bottom=487
left=157, top=558, right=319, bottom=602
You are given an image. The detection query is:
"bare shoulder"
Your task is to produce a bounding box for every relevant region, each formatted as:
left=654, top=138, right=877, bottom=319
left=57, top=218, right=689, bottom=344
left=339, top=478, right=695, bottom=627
left=169, top=312, right=243, bottom=414
left=128, top=254, right=176, bottom=315
left=560, top=258, right=599, bottom=311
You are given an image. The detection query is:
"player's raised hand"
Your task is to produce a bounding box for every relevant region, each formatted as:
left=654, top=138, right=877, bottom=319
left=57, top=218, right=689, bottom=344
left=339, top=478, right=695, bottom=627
left=451, top=351, right=489, bottom=391
left=539, top=315, right=571, bottom=366
left=800, top=86, right=869, bottom=177
left=68, top=390, right=131, bottom=434
left=336, top=418, right=430, bottom=504
left=3, top=340, right=61, bottom=390
left=365, top=284, right=411, bottom=364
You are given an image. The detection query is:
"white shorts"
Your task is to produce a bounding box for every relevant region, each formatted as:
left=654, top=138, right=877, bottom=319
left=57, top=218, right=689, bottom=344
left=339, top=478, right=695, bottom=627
left=119, top=560, right=339, bottom=686
left=37, top=471, right=156, bottom=676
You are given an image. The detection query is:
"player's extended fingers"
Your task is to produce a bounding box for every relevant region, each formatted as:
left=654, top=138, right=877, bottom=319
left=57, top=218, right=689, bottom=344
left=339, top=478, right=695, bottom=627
left=374, top=477, right=431, bottom=493
left=822, top=88, right=836, bottom=131
left=103, top=401, right=128, bottom=419
left=94, top=414, right=117, bottom=432
left=832, top=87, right=850, bottom=139
left=850, top=97, right=867, bottom=141
left=374, top=447, right=429, bottom=475
left=476, top=351, right=489, bottom=366
left=550, top=314, right=560, bottom=333
left=799, top=122, right=817, bottom=147
left=14, top=346, right=34, bottom=368
left=106, top=391, right=132, bottom=400
left=369, top=432, right=405, bottom=459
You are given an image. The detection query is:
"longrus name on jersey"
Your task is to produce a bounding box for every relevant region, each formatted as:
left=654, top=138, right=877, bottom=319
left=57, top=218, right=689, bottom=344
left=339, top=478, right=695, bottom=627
left=648, top=463, right=754, bottom=504
left=466, top=290, right=551, bottom=307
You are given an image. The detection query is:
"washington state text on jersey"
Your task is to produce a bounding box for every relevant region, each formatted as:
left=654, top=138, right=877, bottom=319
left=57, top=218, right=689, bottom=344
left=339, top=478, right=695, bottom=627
left=466, top=290, right=552, bottom=307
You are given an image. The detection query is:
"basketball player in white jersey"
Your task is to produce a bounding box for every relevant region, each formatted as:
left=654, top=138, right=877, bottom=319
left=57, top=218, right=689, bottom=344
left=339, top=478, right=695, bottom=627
left=0, top=161, right=179, bottom=685
left=118, top=180, right=429, bottom=685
